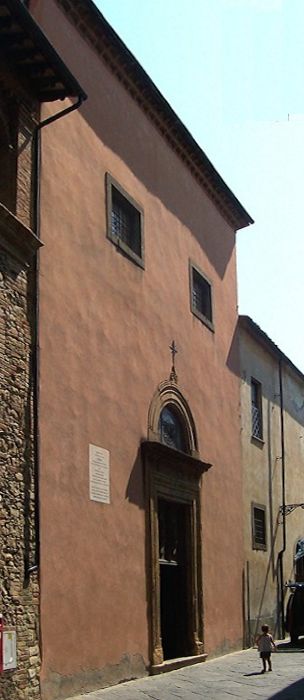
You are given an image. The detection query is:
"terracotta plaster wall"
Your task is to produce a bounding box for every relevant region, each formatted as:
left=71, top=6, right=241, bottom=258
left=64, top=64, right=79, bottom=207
left=30, top=0, right=244, bottom=694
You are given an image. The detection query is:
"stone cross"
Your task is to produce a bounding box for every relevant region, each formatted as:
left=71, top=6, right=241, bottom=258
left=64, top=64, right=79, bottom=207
left=169, top=340, right=178, bottom=383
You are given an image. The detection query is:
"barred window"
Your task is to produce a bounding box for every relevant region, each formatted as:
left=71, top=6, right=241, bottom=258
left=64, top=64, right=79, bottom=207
left=106, top=174, right=144, bottom=267
left=190, top=263, right=213, bottom=330
left=252, top=504, right=267, bottom=550
left=251, top=378, right=263, bottom=440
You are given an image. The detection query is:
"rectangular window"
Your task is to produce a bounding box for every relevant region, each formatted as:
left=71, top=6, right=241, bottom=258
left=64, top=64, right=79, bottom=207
left=252, top=503, right=267, bottom=550
left=190, top=262, right=213, bottom=330
left=251, top=378, right=263, bottom=440
left=106, top=173, right=144, bottom=268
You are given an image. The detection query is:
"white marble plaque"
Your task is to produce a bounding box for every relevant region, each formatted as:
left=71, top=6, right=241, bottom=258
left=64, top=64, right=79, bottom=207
left=89, top=444, right=110, bottom=504
left=3, top=630, right=17, bottom=671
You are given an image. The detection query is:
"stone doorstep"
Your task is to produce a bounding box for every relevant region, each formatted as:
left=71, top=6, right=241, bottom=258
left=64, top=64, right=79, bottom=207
left=151, top=653, right=208, bottom=674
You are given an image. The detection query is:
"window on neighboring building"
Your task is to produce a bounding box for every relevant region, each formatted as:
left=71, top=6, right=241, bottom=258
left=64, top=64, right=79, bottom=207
left=252, top=503, right=267, bottom=550
left=106, top=173, right=144, bottom=267
left=190, top=263, right=213, bottom=330
left=158, top=404, right=189, bottom=453
left=251, top=378, right=263, bottom=440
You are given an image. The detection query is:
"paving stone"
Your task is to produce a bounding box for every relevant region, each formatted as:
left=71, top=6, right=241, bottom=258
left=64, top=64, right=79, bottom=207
left=70, top=642, right=304, bottom=700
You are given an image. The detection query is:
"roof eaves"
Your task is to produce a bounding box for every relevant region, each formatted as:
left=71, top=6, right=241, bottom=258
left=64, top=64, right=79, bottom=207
left=0, top=0, right=86, bottom=102
left=239, top=315, right=304, bottom=384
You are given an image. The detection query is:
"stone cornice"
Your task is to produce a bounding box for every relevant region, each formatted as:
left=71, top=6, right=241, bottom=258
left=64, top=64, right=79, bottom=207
left=0, top=202, right=42, bottom=264
left=141, top=440, right=212, bottom=478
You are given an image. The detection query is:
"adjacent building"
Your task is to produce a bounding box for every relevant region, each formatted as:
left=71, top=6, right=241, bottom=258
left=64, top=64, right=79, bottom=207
left=0, top=2, right=85, bottom=698
left=239, top=315, right=304, bottom=645
left=24, top=1, right=254, bottom=698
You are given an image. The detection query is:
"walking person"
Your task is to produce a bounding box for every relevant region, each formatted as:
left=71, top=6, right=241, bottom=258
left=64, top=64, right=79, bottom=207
left=256, top=624, right=276, bottom=673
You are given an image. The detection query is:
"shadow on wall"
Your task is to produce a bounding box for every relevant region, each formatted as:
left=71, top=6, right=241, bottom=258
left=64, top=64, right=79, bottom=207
left=0, top=249, right=26, bottom=281
left=125, top=444, right=145, bottom=510
left=78, top=90, right=237, bottom=281
left=242, top=392, right=288, bottom=643
left=34, top=0, right=237, bottom=283
left=244, top=516, right=282, bottom=646
left=226, top=322, right=304, bottom=426
left=125, top=443, right=153, bottom=661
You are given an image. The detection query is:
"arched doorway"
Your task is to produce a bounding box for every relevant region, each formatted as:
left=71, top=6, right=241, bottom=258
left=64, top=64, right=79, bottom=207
left=142, top=381, right=211, bottom=670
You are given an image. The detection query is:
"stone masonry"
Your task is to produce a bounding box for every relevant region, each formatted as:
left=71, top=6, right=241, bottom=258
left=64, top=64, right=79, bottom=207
left=0, top=86, right=41, bottom=699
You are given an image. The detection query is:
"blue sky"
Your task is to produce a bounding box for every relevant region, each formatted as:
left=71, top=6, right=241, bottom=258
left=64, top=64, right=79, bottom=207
left=96, top=0, right=304, bottom=373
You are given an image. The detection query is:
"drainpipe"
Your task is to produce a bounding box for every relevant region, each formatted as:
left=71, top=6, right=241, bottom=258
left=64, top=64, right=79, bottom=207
left=277, top=357, right=286, bottom=638
left=246, top=560, right=251, bottom=647
left=27, top=95, right=86, bottom=577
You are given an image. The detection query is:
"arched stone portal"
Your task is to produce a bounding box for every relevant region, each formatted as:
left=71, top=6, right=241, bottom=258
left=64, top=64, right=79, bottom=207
left=142, top=381, right=211, bottom=671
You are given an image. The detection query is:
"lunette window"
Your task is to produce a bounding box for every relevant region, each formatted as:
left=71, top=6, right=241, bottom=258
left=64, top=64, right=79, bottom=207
left=158, top=404, right=189, bottom=453
left=251, top=378, right=263, bottom=440
left=106, top=173, right=144, bottom=268
left=190, top=263, right=213, bottom=330
left=252, top=503, right=267, bottom=550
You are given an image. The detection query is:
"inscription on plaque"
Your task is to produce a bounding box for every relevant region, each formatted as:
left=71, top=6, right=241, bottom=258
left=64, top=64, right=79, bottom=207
left=89, top=444, right=110, bottom=504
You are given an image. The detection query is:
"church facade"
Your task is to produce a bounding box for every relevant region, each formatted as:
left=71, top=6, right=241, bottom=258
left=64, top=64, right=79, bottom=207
left=25, top=1, right=253, bottom=698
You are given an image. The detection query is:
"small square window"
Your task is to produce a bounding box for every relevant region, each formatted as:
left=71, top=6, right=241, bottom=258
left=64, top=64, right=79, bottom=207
left=106, top=174, right=144, bottom=268
left=252, top=503, right=267, bottom=550
left=251, top=378, right=263, bottom=440
left=190, top=263, right=213, bottom=330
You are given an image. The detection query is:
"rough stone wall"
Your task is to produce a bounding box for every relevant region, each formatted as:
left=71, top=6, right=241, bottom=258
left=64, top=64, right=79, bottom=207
left=0, top=97, right=41, bottom=699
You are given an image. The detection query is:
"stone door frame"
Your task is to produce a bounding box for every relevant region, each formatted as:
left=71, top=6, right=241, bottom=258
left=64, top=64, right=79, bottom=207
left=142, top=440, right=211, bottom=671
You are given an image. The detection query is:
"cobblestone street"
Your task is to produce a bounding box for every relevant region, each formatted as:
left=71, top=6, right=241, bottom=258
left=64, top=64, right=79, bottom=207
left=71, top=642, right=304, bottom=700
